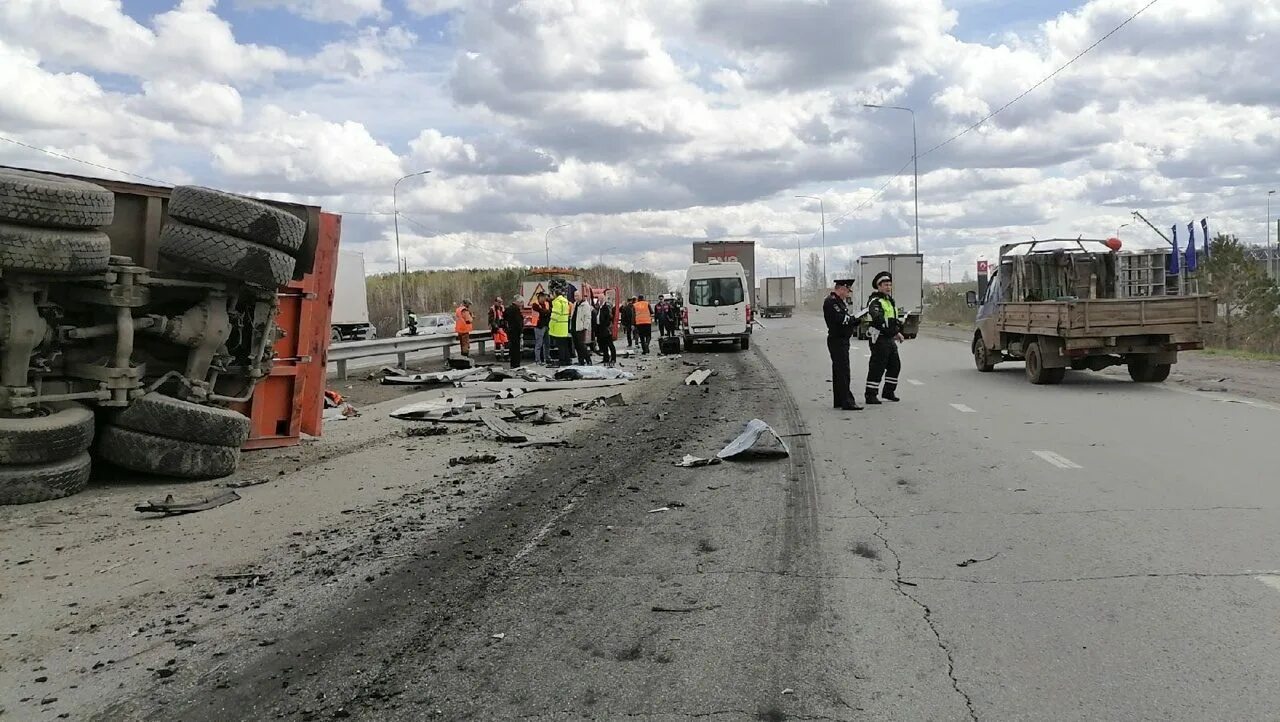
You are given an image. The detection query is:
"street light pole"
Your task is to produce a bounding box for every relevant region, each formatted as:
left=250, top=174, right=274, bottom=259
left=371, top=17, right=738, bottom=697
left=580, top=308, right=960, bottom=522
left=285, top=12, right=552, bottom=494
left=795, top=195, right=826, bottom=286
left=864, top=104, right=919, bottom=254
left=1117, top=222, right=1130, bottom=239
left=1269, top=190, right=1276, bottom=278
left=393, top=170, right=431, bottom=328
left=544, top=223, right=570, bottom=266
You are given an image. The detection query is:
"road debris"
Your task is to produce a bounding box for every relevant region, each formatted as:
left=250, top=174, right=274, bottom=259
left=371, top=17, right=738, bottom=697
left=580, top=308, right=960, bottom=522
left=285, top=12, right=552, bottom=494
left=223, top=478, right=271, bottom=489
left=404, top=425, right=449, bottom=438
left=322, top=402, right=359, bottom=421
left=479, top=412, right=530, bottom=443
left=491, top=632, right=506, bottom=640
left=717, top=419, right=790, bottom=460
left=390, top=397, right=479, bottom=421
left=496, top=387, right=526, bottom=399
left=648, top=507, right=670, bottom=513
left=553, top=366, right=635, bottom=381
left=782, top=688, right=795, bottom=695
left=674, top=454, right=721, bottom=468
left=449, top=454, right=499, bottom=466
left=136, top=490, right=241, bottom=516
left=575, top=393, right=627, bottom=409
left=513, top=439, right=571, bottom=448
left=956, top=553, right=999, bottom=567
left=651, top=605, right=717, bottom=613
left=684, top=369, right=713, bottom=386
left=447, top=357, right=477, bottom=370
left=382, top=368, right=489, bottom=385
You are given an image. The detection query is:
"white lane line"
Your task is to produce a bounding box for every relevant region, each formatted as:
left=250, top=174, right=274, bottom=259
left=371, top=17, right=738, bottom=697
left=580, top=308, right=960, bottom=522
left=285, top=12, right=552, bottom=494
left=1032, top=450, right=1082, bottom=469
left=950, top=403, right=976, bottom=413
left=1255, top=576, right=1280, bottom=593
left=906, top=379, right=924, bottom=386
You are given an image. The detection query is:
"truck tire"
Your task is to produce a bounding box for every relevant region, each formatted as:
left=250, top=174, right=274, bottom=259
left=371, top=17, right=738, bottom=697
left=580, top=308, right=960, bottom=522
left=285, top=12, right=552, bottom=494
left=97, top=425, right=239, bottom=479
left=740, top=336, right=750, bottom=351
left=113, top=393, right=251, bottom=448
left=0, top=402, right=95, bottom=465
left=0, top=453, right=92, bottom=505
left=159, top=219, right=296, bottom=289
left=167, top=186, right=305, bottom=254
left=682, top=336, right=693, bottom=352
left=0, top=168, right=115, bottom=229
left=0, top=223, right=112, bottom=274
left=1127, top=357, right=1171, bottom=383
left=1024, top=341, right=1064, bottom=385
left=973, top=335, right=995, bottom=372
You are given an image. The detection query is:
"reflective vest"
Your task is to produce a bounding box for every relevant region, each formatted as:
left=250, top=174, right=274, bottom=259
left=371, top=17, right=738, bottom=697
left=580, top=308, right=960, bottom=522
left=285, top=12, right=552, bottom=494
left=455, top=305, right=473, bottom=333
left=633, top=300, right=652, bottom=325
left=549, top=295, right=571, bottom=337
left=875, top=297, right=897, bottom=321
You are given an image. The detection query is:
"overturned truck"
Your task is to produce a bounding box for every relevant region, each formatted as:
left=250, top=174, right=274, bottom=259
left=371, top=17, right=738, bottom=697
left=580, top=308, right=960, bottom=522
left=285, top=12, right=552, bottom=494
left=0, top=168, right=316, bottom=504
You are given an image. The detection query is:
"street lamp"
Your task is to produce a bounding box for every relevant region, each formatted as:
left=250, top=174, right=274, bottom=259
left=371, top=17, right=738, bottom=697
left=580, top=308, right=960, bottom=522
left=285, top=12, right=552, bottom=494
left=1117, top=222, right=1130, bottom=239
left=795, top=195, right=827, bottom=286
left=864, top=103, right=919, bottom=254
left=544, top=224, right=570, bottom=266
left=393, top=170, right=431, bottom=328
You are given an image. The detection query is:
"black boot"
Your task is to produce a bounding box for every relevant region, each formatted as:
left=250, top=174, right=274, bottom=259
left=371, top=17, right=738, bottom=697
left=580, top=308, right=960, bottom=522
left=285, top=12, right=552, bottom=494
left=841, top=396, right=863, bottom=411
left=882, top=391, right=900, bottom=402
left=865, top=390, right=882, bottom=405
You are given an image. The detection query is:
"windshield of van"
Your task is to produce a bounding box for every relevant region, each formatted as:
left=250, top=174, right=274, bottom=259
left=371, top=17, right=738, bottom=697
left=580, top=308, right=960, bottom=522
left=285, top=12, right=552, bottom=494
left=689, top=278, right=744, bottom=307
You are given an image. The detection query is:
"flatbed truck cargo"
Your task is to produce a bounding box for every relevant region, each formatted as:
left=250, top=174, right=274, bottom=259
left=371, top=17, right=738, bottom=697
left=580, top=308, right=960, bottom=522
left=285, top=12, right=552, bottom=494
left=966, top=239, right=1215, bottom=384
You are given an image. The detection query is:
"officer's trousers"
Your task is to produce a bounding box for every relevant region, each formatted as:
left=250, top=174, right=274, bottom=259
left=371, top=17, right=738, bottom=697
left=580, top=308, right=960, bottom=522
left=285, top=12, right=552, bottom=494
left=827, top=336, right=852, bottom=406
left=865, top=338, right=901, bottom=400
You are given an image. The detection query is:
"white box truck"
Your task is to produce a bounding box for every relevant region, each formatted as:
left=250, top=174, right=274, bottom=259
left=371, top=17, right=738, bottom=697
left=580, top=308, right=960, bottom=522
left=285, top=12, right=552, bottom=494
left=759, top=276, right=797, bottom=317
left=857, top=253, right=924, bottom=339
left=331, top=250, right=376, bottom=343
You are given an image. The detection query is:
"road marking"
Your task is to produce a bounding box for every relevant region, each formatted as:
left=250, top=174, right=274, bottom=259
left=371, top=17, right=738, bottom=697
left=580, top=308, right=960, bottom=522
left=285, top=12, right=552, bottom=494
left=906, top=379, right=924, bottom=386
left=1032, top=450, right=1082, bottom=469
left=950, top=403, right=976, bottom=413
left=1255, top=576, right=1280, bottom=594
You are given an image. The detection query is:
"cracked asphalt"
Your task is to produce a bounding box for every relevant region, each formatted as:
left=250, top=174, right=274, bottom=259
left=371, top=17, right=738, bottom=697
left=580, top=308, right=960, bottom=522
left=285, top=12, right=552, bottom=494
left=51, top=312, right=1280, bottom=721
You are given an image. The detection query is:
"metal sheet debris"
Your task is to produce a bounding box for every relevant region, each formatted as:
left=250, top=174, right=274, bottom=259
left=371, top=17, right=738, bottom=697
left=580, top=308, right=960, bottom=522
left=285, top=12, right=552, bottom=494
left=390, top=396, right=478, bottom=420
left=716, top=419, right=790, bottom=460
left=382, top=368, right=489, bottom=385
left=405, top=425, right=448, bottom=438
left=575, top=393, right=627, bottom=409
left=479, top=412, right=530, bottom=443
left=136, top=490, right=241, bottom=516
left=458, top=379, right=630, bottom=392
left=674, top=454, right=721, bottom=468
left=684, top=369, right=713, bottom=386
left=449, top=454, right=500, bottom=466
left=553, top=366, right=635, bottom=381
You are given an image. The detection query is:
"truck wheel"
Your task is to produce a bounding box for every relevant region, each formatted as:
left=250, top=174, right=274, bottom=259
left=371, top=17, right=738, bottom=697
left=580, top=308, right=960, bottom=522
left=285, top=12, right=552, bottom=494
left=331, top=327, right=343, bottom=344
left=167, top=186, right=305, bottom=254
left=1024, top=342, right=1064, bottom=385
left=682, top=337, right=694, bottom=352
left=1128, top=358, right=1171, bottom=383
left=112, top=393, right=251, bottom=448
left=0, top=223, right=111, bottom=274
left=0, top=168, right=115, bottom=229
left=159, top=219, right=296, bottom=289
left=0, top=402, right=95, bottom=465
left=0, top=453, right=92, bottom=505
left=97, top=425, right=239, bottom=479
left=972, top=336, right=995, bottom=372
left=740, top=336, right=750, bottom=351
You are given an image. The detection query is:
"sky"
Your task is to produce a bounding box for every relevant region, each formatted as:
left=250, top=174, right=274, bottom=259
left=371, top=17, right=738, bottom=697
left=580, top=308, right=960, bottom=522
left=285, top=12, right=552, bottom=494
left=2, top=0, right=1278, bottom=288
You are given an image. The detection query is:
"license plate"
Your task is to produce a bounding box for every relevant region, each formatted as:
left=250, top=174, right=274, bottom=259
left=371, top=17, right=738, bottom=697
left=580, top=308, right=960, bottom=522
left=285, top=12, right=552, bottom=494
left=693, top=327, right=715, bottom=335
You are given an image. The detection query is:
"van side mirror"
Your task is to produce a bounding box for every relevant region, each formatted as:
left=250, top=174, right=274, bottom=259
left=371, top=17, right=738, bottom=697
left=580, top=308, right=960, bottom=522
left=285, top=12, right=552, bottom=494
left=965, top=290, right=979, bottom=308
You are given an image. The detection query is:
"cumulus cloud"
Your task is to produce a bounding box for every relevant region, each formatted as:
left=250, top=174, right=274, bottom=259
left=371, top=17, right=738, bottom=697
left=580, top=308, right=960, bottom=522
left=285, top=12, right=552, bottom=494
left=235, top=0, right=389, bottom=24
left=311, top=26, right=417, bottom=79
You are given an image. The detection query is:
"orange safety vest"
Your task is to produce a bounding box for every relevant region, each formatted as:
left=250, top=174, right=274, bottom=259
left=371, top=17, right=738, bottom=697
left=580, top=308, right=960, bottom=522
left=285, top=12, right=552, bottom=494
left=455, top=305, right=473, bottom=333
left=633, top=300, right=652, bottom=325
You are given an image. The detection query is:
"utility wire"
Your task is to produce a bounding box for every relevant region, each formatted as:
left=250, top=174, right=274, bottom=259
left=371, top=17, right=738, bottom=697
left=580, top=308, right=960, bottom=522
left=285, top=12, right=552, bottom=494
left=918, top=0, right=1163, bottom=160
left=0, top=133, right=173, bottom=186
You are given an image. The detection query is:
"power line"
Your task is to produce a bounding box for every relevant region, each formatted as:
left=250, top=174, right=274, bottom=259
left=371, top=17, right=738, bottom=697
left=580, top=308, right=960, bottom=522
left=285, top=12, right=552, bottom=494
left=0, top=133, right=173, bottom=186
left=918, top=0, right=1163, bottom=160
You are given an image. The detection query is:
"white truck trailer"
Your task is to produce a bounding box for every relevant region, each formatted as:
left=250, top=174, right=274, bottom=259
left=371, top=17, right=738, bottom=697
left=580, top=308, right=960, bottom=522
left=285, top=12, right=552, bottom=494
left=330, top=250, right=376, bottom=342
left=759, top=276, right=797, bottom=318
left=857, top=253, right=923, bottom=339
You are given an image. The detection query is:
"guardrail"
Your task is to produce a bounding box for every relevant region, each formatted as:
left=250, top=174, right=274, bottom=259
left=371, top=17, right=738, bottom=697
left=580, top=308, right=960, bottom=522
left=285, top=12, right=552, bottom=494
left=328, top=331, right=494, bottom=379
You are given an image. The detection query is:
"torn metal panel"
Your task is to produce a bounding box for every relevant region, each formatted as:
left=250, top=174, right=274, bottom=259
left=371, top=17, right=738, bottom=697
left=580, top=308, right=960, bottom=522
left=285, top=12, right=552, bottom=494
left=136, top=490, right=240, bottom=516
left=684, top=369, right=713, bottom=386
left=716, top=419, right=790, bottom=460
left=389, top=396, right=479, bottom=421
left=381, top=368, right=490, bottom=385
left=457, top=379, right=630, bottom=393
left=674, top=454, right=721, bottom=467
left=479, top=412, right=530, bottom=443
left=552, top=366, right=635, bottom=381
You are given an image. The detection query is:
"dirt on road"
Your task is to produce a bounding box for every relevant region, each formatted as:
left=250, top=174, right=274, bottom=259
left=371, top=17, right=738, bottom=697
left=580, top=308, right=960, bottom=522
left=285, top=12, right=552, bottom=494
left=2, top=347, right=836, bottom=721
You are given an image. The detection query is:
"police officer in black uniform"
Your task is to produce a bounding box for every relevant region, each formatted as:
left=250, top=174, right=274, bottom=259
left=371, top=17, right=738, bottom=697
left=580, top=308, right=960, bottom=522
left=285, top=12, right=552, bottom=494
left=823, top=278, right=863, bottom=411
left=865, top=271, right=903, bottom=404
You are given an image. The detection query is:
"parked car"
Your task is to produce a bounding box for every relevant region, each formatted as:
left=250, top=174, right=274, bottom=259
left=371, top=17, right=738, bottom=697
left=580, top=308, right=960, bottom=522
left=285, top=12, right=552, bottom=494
left=396, top=313, right=456, bottom=337
left=680, top=260, right=752, bottom=351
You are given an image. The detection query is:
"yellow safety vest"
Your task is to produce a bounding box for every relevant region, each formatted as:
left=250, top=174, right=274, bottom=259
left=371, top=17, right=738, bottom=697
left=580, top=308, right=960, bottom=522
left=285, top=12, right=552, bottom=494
left=549, top=295, right=571, bottom=337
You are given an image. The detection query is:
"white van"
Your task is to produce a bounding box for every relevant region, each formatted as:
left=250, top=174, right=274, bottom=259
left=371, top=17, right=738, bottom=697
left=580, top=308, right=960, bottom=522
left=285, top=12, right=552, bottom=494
left=681, top=260, right=752, bottom=351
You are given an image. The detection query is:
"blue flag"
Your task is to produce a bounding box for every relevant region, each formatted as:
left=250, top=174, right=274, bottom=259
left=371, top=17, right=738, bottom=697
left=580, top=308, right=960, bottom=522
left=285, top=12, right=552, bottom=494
left=1201, top=218, right=1210, bottom=257
left=1185, top=222, right=1197, bottom=272
left=1168, top=225, right=1180, bottom=275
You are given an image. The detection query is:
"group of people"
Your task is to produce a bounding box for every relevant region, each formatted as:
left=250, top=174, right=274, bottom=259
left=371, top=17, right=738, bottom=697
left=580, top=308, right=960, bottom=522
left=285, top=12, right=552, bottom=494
left=824, top=271, right=906, bottom=411
left=616, top=295, right=665, bottom=355
left=490, top=281, right=618, bottom=369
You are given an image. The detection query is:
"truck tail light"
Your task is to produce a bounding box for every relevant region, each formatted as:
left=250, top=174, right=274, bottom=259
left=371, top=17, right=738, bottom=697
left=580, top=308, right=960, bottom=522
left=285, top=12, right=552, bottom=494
left=745, top=304, right=752, bottom=324
left=681, top=307, right=688, bottom=326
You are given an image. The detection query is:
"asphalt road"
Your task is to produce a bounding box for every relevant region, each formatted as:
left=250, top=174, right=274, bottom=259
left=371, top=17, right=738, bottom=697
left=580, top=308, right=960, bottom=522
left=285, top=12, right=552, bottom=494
left=119, top=313, right=1279, bottom=721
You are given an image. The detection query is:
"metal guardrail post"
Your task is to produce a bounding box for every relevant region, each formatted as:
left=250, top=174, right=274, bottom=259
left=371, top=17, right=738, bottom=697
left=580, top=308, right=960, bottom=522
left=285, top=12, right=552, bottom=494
left=337, top=359, right=348, bottom=380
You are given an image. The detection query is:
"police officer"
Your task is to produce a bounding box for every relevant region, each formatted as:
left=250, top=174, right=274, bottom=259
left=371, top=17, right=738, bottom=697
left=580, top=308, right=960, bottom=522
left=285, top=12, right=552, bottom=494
left=865, top=271, right=904, bottom=404
left=823, top=278, right=863, bottom=411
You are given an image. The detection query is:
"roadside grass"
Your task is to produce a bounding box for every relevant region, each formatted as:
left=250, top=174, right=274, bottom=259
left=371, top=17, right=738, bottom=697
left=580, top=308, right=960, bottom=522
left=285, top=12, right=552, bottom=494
left=1197, top=347, right=1280, bottom=362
